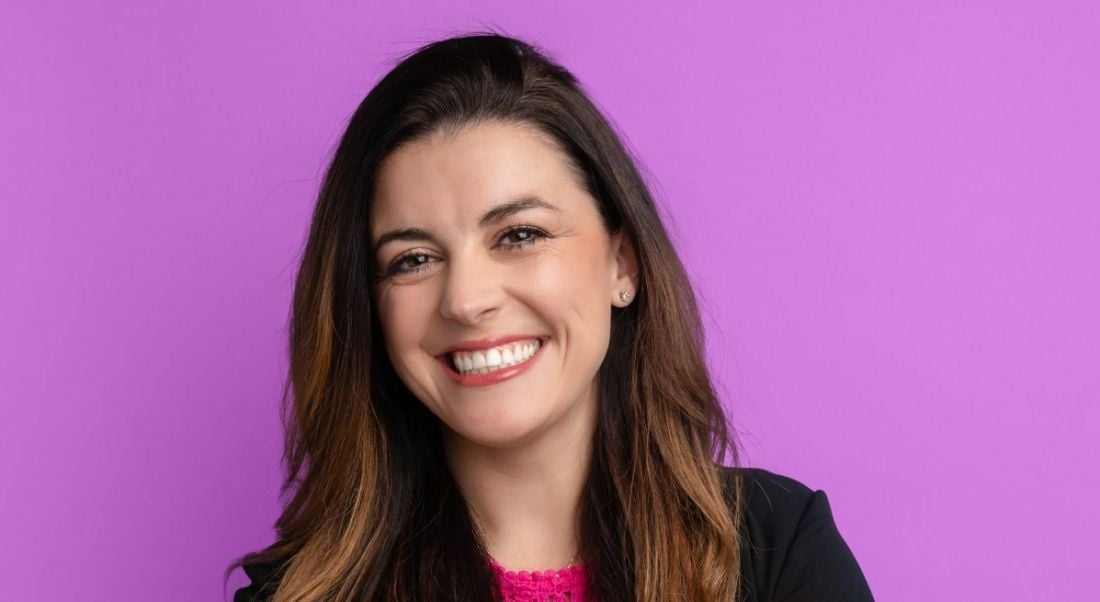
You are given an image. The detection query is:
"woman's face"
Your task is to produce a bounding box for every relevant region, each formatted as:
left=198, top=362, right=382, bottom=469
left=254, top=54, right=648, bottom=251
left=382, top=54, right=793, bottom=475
left=370, top=120, right=636, bottom=450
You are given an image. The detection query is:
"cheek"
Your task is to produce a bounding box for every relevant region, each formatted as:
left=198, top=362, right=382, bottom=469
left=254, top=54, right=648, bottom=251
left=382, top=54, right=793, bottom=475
left=528, top=245, right=611, bottom=309
left=375, top=287, right=433, bottom=362
left=519, top=246, right=613, bottom=346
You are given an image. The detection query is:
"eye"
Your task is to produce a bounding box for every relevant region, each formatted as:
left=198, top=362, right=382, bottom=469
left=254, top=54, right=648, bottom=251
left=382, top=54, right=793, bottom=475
left=496, top=225, right=549, bottom=251
left=382, top=251, right=439, bottom=278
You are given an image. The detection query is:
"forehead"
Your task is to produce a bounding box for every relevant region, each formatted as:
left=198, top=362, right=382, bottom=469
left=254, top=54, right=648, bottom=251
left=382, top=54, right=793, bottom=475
left=370, top=120, right=587, bottom=232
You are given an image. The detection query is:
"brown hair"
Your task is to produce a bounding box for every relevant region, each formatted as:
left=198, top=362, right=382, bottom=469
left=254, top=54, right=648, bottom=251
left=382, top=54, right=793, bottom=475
left=226, top=31, right=744, bottom=601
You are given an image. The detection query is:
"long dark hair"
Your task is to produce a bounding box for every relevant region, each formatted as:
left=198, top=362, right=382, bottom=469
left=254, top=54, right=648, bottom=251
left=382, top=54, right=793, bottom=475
left=227, top=31, right=744, bottom=601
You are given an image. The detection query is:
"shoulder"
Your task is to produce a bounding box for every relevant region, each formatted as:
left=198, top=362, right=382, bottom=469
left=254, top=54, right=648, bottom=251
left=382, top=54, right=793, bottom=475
left=233, top=558, right=282, bottom=602
left=718, top=466, right=875, bottom=602
left=722, top=466, right=816, bottom=525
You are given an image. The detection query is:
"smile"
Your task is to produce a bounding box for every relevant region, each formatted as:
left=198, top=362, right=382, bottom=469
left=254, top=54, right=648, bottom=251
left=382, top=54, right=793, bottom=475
left=451, top=338, right=541, bottom=375
left=437, top=337, right=547, bottom=387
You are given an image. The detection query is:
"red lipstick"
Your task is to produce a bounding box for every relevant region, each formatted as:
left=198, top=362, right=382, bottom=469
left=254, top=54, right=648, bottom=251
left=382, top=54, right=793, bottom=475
left=440, top=334, right=546, bottom=354
left=436, top=336, right=547, bottom=387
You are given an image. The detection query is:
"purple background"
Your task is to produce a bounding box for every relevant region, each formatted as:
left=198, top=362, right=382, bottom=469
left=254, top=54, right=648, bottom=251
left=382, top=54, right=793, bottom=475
left=2, top=1, right=1097, bottom=600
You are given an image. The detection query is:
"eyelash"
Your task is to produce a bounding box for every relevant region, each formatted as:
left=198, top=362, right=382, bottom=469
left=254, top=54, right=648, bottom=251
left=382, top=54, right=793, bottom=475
left=381, top=225, right=550, bottom=278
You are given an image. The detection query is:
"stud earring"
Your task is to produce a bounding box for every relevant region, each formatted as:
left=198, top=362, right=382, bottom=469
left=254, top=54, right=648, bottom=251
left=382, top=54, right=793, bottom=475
left=619, top=291, right=632, bottom=303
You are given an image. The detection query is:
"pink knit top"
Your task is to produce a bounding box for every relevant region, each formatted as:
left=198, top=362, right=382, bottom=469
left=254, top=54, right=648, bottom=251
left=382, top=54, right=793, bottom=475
left=489, top=559, right=590, bottom=601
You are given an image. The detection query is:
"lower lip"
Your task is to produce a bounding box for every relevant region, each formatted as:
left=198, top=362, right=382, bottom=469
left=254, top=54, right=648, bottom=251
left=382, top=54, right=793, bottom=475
left=438, top=340, right=547, bottom=387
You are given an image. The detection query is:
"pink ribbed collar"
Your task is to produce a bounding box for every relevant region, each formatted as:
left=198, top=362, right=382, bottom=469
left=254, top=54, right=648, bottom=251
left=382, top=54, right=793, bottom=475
left=489, top=559, right=590, bottom=601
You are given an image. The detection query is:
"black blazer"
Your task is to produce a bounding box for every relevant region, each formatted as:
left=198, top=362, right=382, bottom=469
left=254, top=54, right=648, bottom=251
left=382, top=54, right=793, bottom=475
left=234, top=467, right=873, bottom=601
left=733, top=467, right=873, bottom=601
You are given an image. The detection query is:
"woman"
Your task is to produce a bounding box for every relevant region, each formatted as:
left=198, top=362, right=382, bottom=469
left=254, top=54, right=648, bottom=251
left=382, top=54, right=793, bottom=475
left=228, top=33, right=872, bottom=601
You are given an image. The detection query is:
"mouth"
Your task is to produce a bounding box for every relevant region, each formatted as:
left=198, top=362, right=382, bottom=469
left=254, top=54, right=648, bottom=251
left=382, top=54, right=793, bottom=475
left=440, top=336, right=547, bottom=376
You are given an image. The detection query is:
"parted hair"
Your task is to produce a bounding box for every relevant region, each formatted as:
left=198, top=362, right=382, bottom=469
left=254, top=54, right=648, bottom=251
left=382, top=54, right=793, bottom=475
left=226, top=31, right=745, bottom=601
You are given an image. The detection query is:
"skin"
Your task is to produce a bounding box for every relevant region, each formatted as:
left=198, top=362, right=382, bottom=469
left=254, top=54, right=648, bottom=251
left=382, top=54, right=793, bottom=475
left=370, top=120, right=637, bottom=571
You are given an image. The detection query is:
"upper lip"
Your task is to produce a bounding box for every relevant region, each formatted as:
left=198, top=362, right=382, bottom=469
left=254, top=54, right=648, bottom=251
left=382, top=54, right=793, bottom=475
left=438, top=334, right=547, bottom=356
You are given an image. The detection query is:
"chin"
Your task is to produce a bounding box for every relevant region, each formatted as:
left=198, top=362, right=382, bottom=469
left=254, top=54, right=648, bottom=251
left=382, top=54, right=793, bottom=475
left=444, top=409, right=552, bottom=450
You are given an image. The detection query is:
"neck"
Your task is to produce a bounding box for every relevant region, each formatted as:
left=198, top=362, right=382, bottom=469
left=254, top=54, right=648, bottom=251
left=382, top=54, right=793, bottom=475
left=443, top=396, right=596, bottom=572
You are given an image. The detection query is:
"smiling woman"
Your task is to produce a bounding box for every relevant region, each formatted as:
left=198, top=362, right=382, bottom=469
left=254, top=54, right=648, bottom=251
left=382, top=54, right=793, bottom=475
left=227, top=32, right=872, bottom=602
left=371, top=120, right=632, bottom=451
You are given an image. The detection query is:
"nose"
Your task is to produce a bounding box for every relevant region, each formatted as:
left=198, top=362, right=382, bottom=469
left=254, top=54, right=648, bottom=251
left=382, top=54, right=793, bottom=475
left=438, top=250, right=503, bottom=326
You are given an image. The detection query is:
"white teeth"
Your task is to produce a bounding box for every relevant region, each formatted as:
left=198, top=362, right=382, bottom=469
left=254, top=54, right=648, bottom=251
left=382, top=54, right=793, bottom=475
left=451, top=339, right=542, bottom=376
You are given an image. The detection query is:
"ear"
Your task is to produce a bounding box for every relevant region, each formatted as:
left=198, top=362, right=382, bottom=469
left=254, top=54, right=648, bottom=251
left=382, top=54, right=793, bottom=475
left=609, top=229, right=639, bottom=308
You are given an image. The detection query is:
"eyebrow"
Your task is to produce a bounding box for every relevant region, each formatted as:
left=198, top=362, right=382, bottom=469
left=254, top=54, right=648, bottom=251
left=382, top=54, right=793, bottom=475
left=372, top=195, right=559, bottom=256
